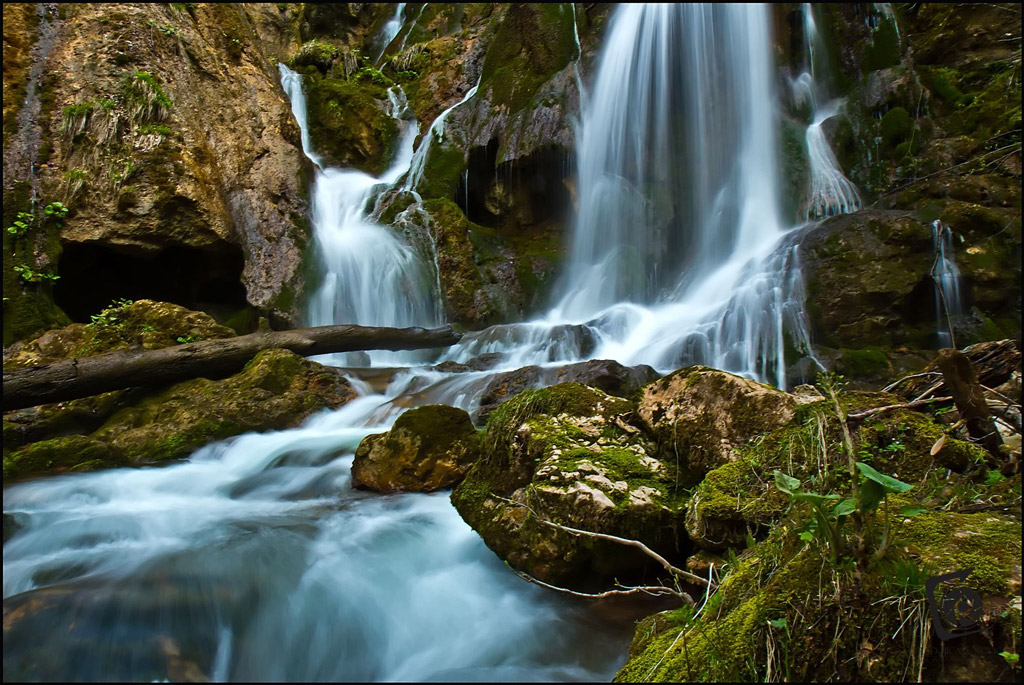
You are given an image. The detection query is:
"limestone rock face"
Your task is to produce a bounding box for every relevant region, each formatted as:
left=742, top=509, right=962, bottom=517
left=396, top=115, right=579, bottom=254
left=637, top=366, right=797, bottom=481
left=451, top=382, right=689, bottom=590
left=20, top=3, right=312, bottom=325
left=351, top=404, right=480, bottom=493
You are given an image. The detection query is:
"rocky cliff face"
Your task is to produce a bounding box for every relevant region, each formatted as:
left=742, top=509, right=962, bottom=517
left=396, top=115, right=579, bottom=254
left=3, top=3, right=314, bottom=344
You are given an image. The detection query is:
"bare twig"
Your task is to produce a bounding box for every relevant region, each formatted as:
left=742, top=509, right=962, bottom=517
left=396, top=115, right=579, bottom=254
left=847, top=396, right=953, bottom=421
left=882, top=371, right=942, bottom=393
left=492, top=494, right=713, bottom=588
left=514, top=571, right=694, bottom=603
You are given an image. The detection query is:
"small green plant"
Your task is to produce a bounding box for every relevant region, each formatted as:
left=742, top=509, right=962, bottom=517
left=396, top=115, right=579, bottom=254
left=7, top=211, right=34, bottom=236
left=1000, top=651, right=1020, bottom=668
left=13, top=265, right=60, bottom=283
left=44, top=202, right=68, bottom=220
left=774, top=461, right=915, bottom=563
left=176, top=334, right=201, bottom=344
left=121, top=71, right=172, bottom=124
left=355, top=66, right=393, bottom=86
left=88, top=298, right=134, bottom=328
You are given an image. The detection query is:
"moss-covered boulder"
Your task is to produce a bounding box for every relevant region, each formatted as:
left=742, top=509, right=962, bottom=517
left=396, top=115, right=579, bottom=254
left=352, top=404, right=480, bottom=493
left=617, top=507, right=1021, bottom=682
left=3, top=348, right=355, bottom=479
left=683, top=391, right=990, bottom=552
left=301, top=70, right=400, bottom=176
left=475, top=358, right=659, bottom=423
left=637, top=366, right=797, bottom=484
left=451, top=382, right=689, bottom=591
left=3, top=299, right=236, bottom=369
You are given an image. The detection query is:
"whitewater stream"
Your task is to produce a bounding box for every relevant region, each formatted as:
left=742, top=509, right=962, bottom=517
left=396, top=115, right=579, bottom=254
left=3, top=3, right=866, bottom=681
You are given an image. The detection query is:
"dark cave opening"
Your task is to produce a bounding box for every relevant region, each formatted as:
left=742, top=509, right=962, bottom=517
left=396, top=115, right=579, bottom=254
left=54, top=241, right=252, bottom=326
left=456, top=140, right=573, bottom=232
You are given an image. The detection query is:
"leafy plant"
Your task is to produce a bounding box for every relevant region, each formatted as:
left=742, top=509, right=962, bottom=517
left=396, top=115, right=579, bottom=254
left=13, top=265, right=60, bottom=283
left=7, top=211, right=34, bottom=236
left=774, top=461, right=915, bottom=563
left=176, top=334, right=201, bottom=344
left=88, top=298, right=134, bottom=328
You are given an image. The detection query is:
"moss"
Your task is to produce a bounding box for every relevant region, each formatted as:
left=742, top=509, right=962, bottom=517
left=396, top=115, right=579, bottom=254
left=417, top=140, right=466, bottom=200
left=880, top=106, right=912, bottom=148
left=862, top=14, right=902, bottom=72
left=836, top=346, right=890, bottom=378
left=619, top=502, right=1021, bottom=681
left=302, top=73, right=398, bottom=175
left=900, top=512, right=1022, bottom=595
left=4, top=435, right=123, bottom=479
left=479, top=4, right=577, bottom=115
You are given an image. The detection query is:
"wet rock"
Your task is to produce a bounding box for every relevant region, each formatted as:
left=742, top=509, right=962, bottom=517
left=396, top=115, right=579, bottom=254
left=351, top=404, right=480, bottom=493
left=799, top=210, right=940, bottom=348
left=637, top=366, right=797, bottom=482
left=475, top=359, right=659, bottom=422
left=452, top=382, right=689, bottom=590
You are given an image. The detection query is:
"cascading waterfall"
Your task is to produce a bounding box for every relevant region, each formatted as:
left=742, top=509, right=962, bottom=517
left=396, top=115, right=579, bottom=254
left=796, top=3, right=862, bottom=220
left=373, top=2, right=407, bottom=65
left=280, top=65, right=443, bottom=366
left=931, top=219, right=964, bottom=347
left=536, top=3, right=818, bottom=389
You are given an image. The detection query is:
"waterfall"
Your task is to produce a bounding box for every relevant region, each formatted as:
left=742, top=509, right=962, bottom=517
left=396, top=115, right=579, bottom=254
left=931, top=219, right=964, bottom=347
left=796, top=4, right=862, bottom=221
left=374, top=3, right=407, bottom=65
left=279, top=65, right=443, bottom=366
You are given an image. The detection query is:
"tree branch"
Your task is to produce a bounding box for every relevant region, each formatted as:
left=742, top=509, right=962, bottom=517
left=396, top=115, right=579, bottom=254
left=846, top=396, right=953, bottom=421
left=514, top=570, right=694, bottom=604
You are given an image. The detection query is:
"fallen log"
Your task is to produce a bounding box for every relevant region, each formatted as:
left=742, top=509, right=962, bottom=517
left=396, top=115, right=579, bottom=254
left=3, top=324, right=461, bottom=411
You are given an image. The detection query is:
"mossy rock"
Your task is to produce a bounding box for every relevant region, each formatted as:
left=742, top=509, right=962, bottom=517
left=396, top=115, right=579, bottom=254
left=616, top=505, right=1021, bottom=682
left=479, top=4, right=577, bottom=115
left=3, top=349, right=356, bottom=479
left=636, top=366, right=797, bottom=484
left=302, top=73, right=399, bottom=176
left=3, top=299, right=236, bottom=369
left=90, top=348, right=355, bottom=465
left=352, top=404, right=481, bottom=493
left=683, top=390, right=987, bottom=552
left=3, top=435, right=125, bottom=479
left=451, top=382, right=689, bottom=590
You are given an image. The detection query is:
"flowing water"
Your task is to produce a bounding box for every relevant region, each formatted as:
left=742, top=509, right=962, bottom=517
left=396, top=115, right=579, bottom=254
left=931, top=219, right=964, bottom=347
left=3, top=4, right=867, bottom=681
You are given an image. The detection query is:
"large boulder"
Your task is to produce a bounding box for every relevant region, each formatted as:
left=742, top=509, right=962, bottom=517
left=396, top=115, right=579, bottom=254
left=637, top=366, right=797, bottom=483
left=451, top=382, right=689, bottom=591
left=475, top=358, right=660, bottom=422
left=3, top=348, right=356, bottom=478
left=351, top=404, right=480, bottom=493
